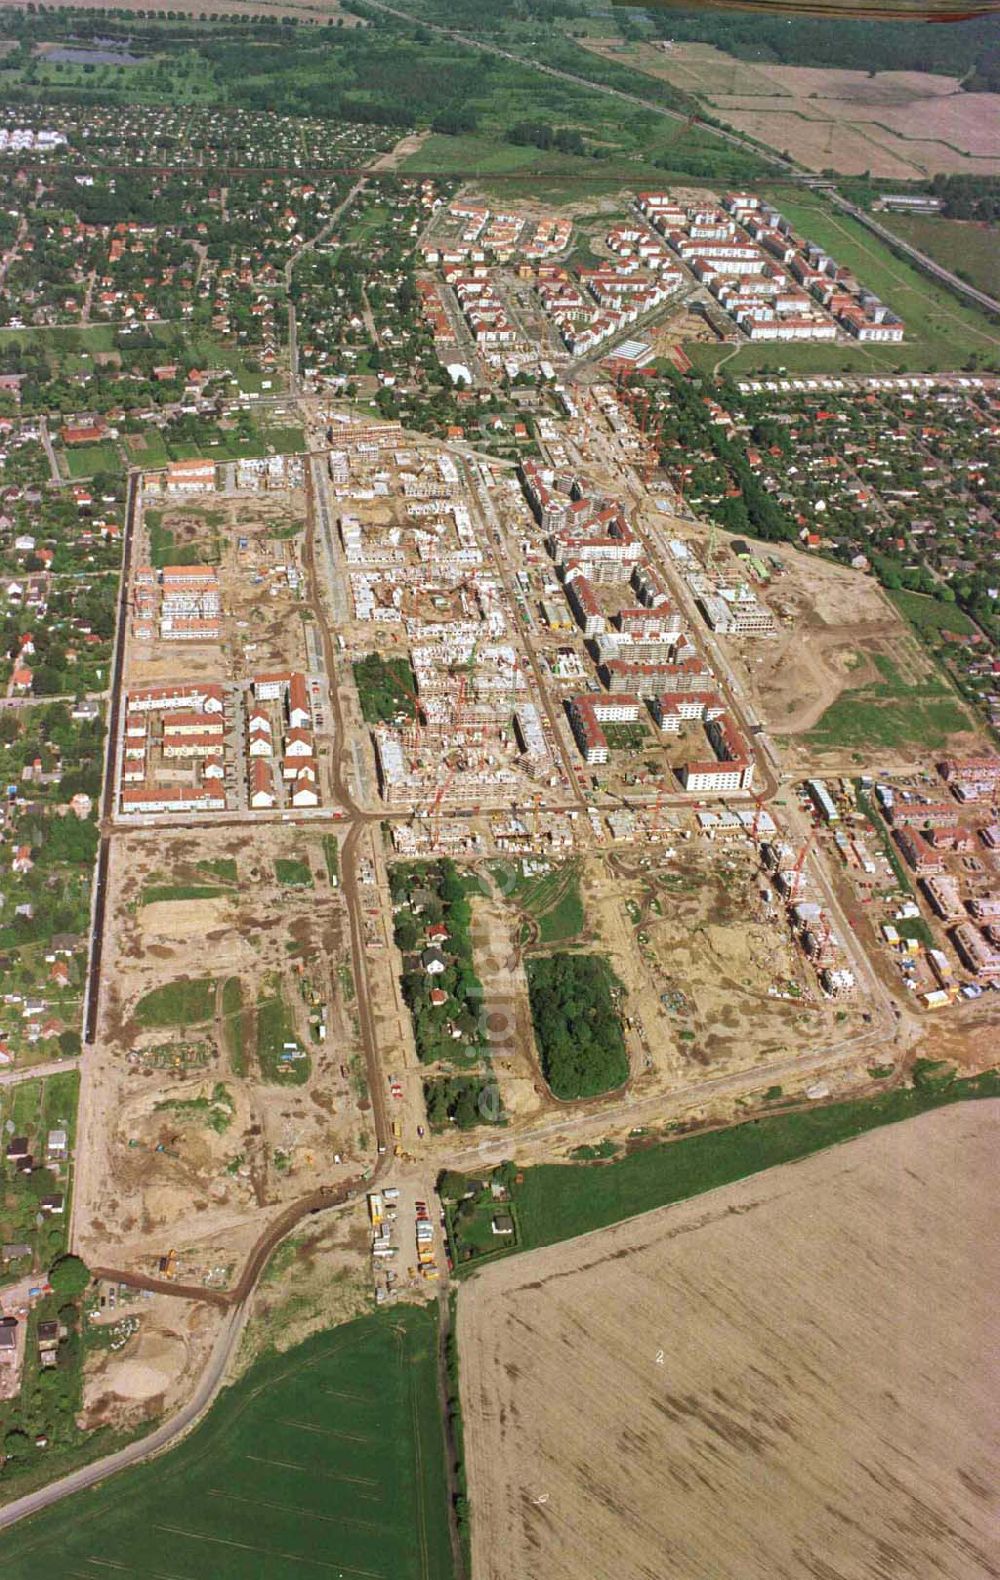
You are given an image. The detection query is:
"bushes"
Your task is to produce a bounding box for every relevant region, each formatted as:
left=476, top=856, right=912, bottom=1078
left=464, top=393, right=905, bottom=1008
left=424, top=1076, right=504, bottom=1130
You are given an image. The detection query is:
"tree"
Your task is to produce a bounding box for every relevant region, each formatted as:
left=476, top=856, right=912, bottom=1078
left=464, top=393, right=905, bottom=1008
left=48, top=1254, right=90, bottom=1300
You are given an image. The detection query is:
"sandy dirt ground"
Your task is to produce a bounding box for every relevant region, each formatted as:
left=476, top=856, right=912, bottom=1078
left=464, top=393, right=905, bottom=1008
left=73, top=825, right=366, bottom=1286
left=459, top=1100, right=1000, bottom=1580
left=580, top=40, right=1000, bottom=176
left=688, top=530, right=983, bottom=771
left=82, top=1295, right=224, bottom=1433
left=459, top=845, right=866, bottom=1150
left=130, top=491, right=308, bottom=689
left=235, top=1198, right=371, bottom=1374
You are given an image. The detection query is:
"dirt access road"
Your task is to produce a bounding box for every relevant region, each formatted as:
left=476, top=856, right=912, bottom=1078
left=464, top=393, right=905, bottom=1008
left=459, top=1101, right=1000, bottom=1580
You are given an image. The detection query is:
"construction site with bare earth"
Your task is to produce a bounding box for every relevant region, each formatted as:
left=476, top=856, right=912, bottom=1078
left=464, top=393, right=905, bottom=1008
left=0, top=62, right=997, bottom=1571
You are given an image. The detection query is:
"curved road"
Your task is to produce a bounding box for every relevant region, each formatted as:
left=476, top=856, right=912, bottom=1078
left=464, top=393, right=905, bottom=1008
left=0, top=1303, right=246, bottom=1532
left=5, top=75, right=990, bottom=1521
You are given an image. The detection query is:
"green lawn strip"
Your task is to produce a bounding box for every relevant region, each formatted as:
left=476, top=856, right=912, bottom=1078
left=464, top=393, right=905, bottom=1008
left=195, top=858, right=238, bottom=884
left=447, top=1072, right=999, bottom=1271
left=141, top=884, right=226, bottom=905
left=256, top=982, right=309, bottom=1083
left=322, top=836, right=340, bottom=885
left=220, top=977, right=246, bottom=1077
left=133, top=978, right=215, bottom=1029
left=0, top=1308, right=454, bottom=1580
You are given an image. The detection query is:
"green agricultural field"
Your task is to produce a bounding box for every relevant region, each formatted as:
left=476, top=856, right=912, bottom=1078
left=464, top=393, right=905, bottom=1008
left=0, top=1307, right=454, bottom=1580
left=446, top=1070, right=1000, bottom=1271
left=877, top=213, right=1000, bottom=303
left=133, top=977, right=215, bottom=1029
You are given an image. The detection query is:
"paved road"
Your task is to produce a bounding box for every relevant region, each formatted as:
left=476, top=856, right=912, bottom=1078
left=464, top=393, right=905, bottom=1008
left=0, top=1304, right=246, bottom=1533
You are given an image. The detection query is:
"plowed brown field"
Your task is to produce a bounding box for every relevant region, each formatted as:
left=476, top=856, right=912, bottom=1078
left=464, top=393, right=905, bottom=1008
left=459, top=1102, right=999, bottom=1580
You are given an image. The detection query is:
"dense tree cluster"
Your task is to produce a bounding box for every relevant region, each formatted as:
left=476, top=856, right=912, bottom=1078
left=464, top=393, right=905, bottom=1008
left=526, top=953, right=628, bottom=1100
left=930, top=174, right=1000, bottom=223
left=424, top=1076, right=504, bottom=1129
left=646, top=10, right=999, bottom=87
left=353, top=653, right=418, bottom=726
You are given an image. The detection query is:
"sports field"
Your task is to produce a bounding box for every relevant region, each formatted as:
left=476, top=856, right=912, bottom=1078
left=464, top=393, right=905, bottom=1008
left=0, top=1306, right=453, bottom=1580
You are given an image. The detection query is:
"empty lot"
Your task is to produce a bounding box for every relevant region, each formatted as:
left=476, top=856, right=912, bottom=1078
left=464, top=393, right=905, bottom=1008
left=459, top=1101, right=999, bottom=1580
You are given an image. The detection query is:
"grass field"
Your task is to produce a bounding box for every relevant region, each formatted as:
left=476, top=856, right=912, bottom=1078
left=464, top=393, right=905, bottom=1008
left=447, top=1068, right=1000, bottom=1270
left=0, top=1306, right=454, bottom=1580
left=274, top=857, right=314, bottom=888
left=60, top=441, right=122, bottom=479
left=803, top=653, right=971, bottom=752
left=141, top=883, right=227, bottom=904
left=221, top=976, right=245, bottom=1076
left=888, top=589, right=980, bottom=640
left=133, top=977, right=215, bottom=1028
left=494, top=859, right=584, bottom=945
left=256, top=981, right=309, bottom=1083
left=124, top=428, right=170, bottom=468
left=877, top=213, right=1000, bottom=301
